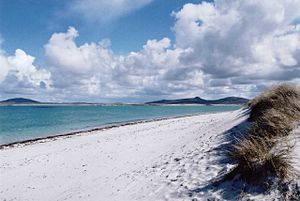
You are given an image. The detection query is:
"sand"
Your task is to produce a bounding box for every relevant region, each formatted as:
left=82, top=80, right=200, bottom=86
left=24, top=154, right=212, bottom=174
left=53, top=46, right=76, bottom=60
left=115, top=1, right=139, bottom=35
left=2, top=109, right=298, bottom=201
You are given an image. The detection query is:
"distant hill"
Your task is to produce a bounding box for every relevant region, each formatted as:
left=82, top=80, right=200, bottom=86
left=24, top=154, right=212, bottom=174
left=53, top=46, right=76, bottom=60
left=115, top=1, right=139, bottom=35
left=0, top=98, right=105, bottom=106
left=0, top=98, right=40, bottom=105
left=146, top=96, right=249, bottom=105
left=0, top=96, right=249, bottom=106
left=207, top=97, right=250, bottom=104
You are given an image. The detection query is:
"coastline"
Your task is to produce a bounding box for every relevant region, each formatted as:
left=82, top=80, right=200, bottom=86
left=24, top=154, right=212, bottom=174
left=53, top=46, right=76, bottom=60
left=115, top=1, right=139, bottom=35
left=0, top=103, right=244, bottom=107
left=0, top=109, right=247, bottom=201
left=0, top=110, right=232, bottom=149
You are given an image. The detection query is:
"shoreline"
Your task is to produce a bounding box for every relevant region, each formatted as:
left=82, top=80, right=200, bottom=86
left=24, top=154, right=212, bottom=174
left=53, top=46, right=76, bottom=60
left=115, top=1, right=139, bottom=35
left=0, top=109, right=247, bottom=201
left=0, top=110, right=234, bottom=149
left=0, top=103, right=244, bottom=107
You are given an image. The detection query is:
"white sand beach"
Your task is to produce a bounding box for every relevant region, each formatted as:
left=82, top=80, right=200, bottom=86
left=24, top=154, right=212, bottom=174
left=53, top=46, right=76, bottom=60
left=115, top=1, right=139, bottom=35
left=1, top=109, right=294, bottom=201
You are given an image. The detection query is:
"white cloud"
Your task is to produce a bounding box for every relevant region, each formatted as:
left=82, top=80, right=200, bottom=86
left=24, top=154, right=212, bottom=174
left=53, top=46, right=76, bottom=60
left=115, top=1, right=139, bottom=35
left=2, top=0, right=300, bottom=101
left=44, top=27, right=202, bottom=99
left=45, top=0, right=300, bottom=101
left=173, top=0, right=300, bottom=96
left=45, top=26, right=116, bottom=75
left=0, top=49, right=52, bottom=91
left=174, top=0, right=300, bottom=77
left=7, top=49, right=52, bottom=88
left=44, top=27, right=119, bottom=97
left=81, top=76, right=101, bottom=96
left=0, top=54, right=9, bottom=83
left=70, top=0, right=153, bottom=23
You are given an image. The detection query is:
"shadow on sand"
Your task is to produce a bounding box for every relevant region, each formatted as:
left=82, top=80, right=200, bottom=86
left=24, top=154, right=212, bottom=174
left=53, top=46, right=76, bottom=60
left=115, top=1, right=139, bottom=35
left=188, top=109, right=300, bottom=200
left=186, top=109, right=264, bottom=200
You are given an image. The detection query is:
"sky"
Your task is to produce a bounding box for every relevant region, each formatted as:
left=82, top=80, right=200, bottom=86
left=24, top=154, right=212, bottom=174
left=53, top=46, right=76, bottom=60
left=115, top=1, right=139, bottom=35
left=0, top=0, right=299, bottom=103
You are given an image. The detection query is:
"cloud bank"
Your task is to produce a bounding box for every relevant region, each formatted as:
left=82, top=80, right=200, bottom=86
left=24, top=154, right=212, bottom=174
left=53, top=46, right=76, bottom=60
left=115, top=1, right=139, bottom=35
left=1, top=0, right=300, bottom=101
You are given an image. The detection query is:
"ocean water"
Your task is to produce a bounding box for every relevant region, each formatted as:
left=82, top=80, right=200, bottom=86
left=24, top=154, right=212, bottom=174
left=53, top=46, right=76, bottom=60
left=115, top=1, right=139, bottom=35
left=0, top=105, right=241, bottom=145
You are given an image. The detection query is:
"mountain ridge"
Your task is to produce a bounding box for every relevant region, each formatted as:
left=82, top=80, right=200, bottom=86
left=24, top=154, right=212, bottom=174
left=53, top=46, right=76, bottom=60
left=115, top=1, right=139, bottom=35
left=0, top=96, right=249, bottom=105
left=0, top=98, right=40, bottom=104
left=146, top=96, right=249, bottom=105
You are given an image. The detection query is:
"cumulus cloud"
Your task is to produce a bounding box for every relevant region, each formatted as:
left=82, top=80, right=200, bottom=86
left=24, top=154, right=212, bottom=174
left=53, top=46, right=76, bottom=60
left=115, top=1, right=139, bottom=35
left=173, top=0, right=300, bottom=85
left=44, top=27, right=202, bottom=100
left=0, top=48, right=52, bottom=95
left=44, top=27, right=118, bottom=98
left=45, top=27, right=116, bottom=75
left=3, top=0, right=300, bottom=101
left=7, top=49, right=52, bottom=88
left=46, top=0, right=300, bottom=101
left=81, top=76, right=101, bottom=96
left=70, top=0, right=153, bottom=23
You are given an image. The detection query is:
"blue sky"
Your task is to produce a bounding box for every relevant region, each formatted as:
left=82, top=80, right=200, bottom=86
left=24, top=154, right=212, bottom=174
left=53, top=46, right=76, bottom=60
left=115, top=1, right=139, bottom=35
left=0, top=0, right=202, bottom=61
left=0, top=0, right=299, bottom=102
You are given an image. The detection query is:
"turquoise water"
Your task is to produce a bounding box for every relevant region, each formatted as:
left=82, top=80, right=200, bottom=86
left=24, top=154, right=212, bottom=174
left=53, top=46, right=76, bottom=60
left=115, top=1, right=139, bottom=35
left=0, top=105, right=240, bottom=145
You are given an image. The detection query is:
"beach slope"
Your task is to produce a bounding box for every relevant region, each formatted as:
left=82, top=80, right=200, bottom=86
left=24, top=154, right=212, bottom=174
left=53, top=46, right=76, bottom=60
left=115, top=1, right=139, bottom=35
left=1, top=110, right=247, bottom=201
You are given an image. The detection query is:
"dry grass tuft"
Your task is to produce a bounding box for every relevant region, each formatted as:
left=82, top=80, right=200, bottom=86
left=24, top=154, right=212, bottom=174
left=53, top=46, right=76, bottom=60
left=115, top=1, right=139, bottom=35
left=226, top=83, right=300, bottom=189
left=227, top=136, right=295, bottom=185
left=250, top=109, right=296, bottom=138
left=249, top=83, right=300, bottom=122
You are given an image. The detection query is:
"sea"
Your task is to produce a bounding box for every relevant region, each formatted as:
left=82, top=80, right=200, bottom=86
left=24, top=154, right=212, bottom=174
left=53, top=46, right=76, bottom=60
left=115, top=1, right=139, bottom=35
left=0, top=105, right=241, bottom=145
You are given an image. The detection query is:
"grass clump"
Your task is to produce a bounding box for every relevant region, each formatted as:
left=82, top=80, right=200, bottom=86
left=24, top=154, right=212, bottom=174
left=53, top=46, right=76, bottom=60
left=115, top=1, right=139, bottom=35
left=250, top=109, right=296, bottom=138
left=227, top=83, right=300, bottom=190
left=249, top=83, right=300, bottom=122
left=227, top=136, right=295, bottom=186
